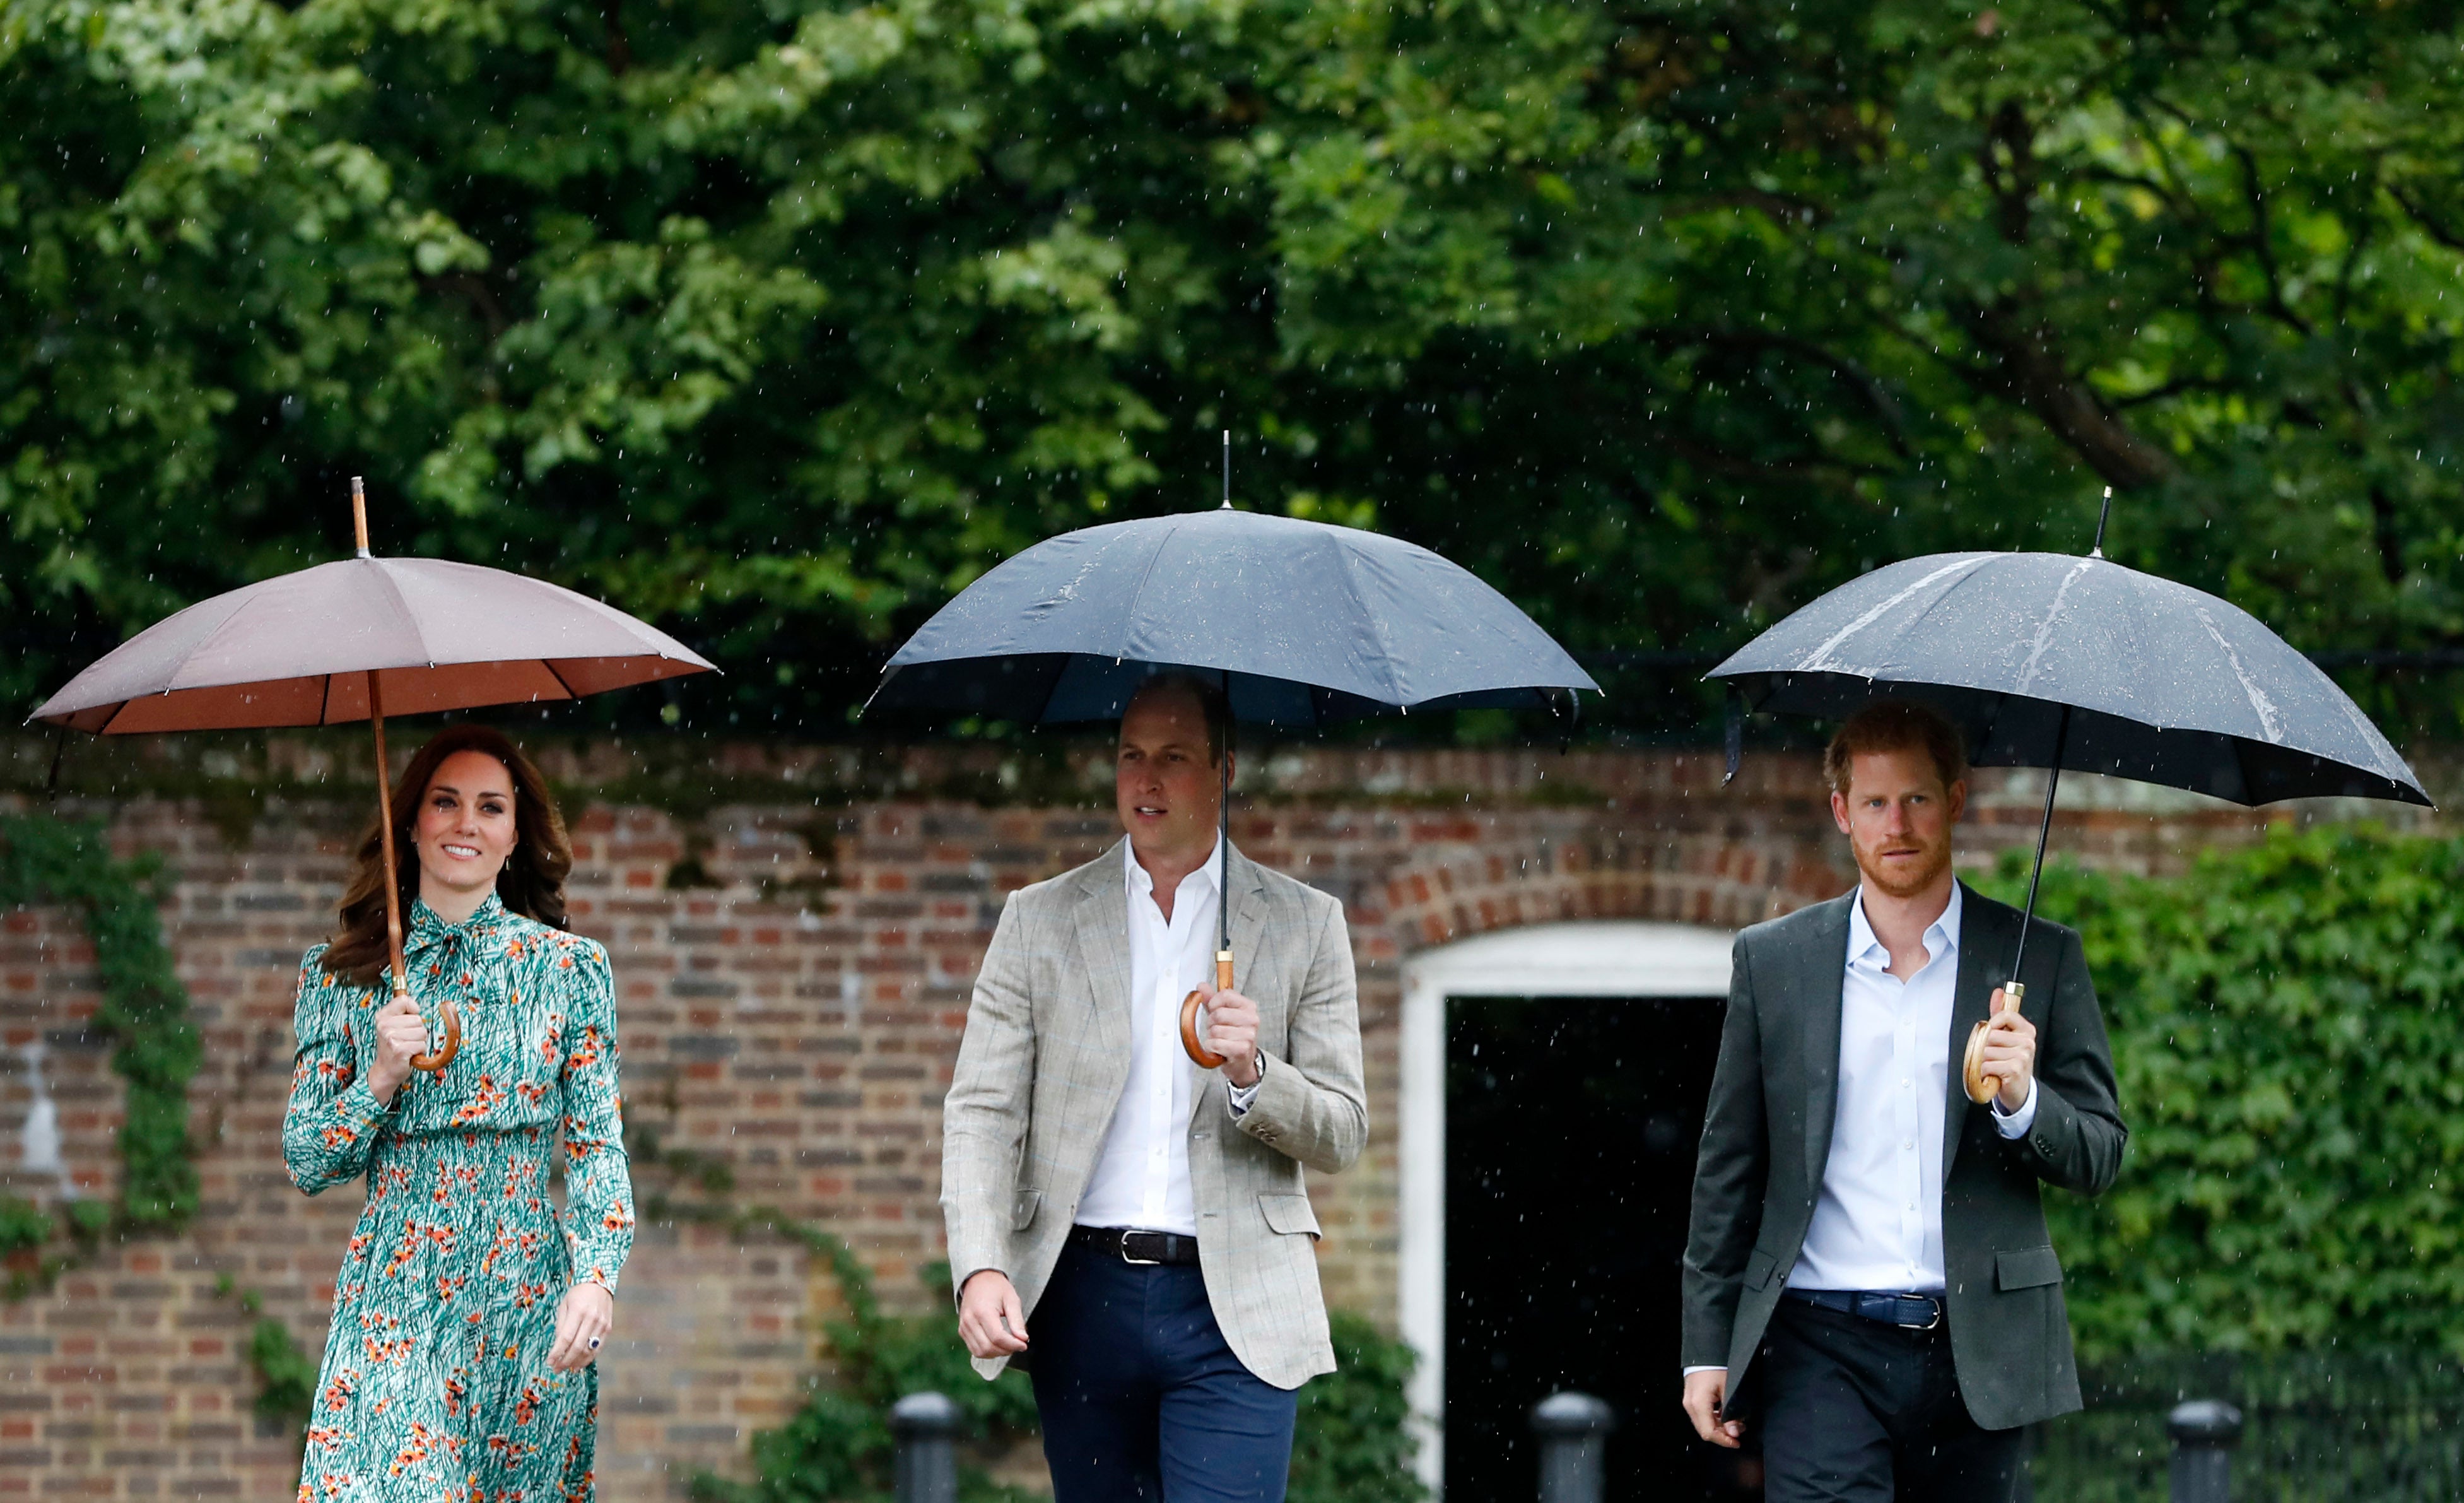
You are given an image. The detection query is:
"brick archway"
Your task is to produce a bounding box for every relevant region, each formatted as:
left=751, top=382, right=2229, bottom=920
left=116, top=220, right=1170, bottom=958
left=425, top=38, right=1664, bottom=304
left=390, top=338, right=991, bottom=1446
left=1377, top=832, right=1846, bottom=957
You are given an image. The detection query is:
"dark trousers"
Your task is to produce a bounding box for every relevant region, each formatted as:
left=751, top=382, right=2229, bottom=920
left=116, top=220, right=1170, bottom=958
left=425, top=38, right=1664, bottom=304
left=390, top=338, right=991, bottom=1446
left=1028, top=1239, right=1299, bottom=1503
left=1757, top=1297, right=2026, bottom=1503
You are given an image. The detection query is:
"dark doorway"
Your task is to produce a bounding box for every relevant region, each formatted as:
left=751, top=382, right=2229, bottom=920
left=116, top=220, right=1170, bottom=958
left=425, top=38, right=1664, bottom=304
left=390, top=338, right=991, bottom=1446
left=1445, top=996, right=1761, bottom=1502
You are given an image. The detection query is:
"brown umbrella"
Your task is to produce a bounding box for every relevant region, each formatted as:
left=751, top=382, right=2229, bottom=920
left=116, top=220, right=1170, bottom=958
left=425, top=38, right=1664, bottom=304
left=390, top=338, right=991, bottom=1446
left=33, top=479, right=715, bottom=1070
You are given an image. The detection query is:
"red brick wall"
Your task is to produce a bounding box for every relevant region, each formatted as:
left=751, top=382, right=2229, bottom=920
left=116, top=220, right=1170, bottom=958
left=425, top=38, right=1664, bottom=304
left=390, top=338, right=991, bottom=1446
left=0, top=736, right=2429, bottom=1499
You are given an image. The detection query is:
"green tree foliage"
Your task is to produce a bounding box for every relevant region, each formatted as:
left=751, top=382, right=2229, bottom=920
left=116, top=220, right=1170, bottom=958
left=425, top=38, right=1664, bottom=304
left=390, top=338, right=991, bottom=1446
left=1982, top=827, right=2464, bottom=1363
left=6, top=1, right=2463, bottom=733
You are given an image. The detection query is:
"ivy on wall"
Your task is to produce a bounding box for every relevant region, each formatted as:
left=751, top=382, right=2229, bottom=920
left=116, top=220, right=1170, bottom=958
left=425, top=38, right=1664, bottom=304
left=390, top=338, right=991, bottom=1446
left=0, top=811, right=201, bottom=1294
left=1980, top=826, right=2464, bottom=1362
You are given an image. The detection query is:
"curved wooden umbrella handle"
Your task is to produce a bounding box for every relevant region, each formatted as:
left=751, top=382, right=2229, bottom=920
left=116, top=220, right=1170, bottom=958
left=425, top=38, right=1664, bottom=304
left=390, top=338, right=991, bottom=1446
left=1961, top=981, right=2024, bottom=1105
left=411, top=995, right=462, bottom=1073
left=1179, top=953, right=1235, bottom=1068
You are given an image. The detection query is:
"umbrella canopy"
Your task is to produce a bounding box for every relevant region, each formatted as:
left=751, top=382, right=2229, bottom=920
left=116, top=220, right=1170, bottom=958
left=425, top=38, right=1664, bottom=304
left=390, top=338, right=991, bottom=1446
left=1709, top=550, right=2427, bottom=808
left=1710, top=538, right=2427, bottom=1107
left=32, top=482, right=716, bottom=1076
left=867, top=498, right=1593, bottom=1070
left=867, top=507, right=1597, bottom=725
left=33, top=555, right=712, bottom=733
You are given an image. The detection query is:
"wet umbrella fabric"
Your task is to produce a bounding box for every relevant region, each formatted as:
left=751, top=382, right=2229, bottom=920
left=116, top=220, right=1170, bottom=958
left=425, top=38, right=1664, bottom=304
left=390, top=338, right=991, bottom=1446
left=33, top=514, right=715, bottom=1073
left=1709, top=550, right=2426, bottom=808
left=867, top=508, right=1597, bottom=726
left=33, top=555, right=710, bottom=733
left=1710, top=546, right=2427, bottom=1104
left=867, top=505, right=1595, bottom=1066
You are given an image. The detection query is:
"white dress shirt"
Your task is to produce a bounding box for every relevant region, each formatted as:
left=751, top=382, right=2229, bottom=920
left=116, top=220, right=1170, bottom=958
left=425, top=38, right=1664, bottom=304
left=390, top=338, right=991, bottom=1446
left=1789, top=881, right=2037, bottom=1295
left=1076, top=839, right=1260, bottom=1235
left=1684, top=882, right=2041, bottom=1376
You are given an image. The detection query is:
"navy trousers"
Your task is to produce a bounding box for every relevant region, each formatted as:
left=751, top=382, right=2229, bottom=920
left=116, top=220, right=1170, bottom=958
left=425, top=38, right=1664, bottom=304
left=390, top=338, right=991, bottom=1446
left=1757, top=1298, right=2025, bottom=1503
left=1028, top=1239, right=1299, bottom=1503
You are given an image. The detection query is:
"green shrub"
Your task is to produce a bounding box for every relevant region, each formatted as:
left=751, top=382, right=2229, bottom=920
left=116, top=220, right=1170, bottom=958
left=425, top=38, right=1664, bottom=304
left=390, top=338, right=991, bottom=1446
left=700, top=1259, right=1423, bottom=1502
left=689, top=1256, right=1038, bottom=1503
left=1979, top=825, right=2464, bottom=1361
left=1291, top=1312, right=1428, bottom=1503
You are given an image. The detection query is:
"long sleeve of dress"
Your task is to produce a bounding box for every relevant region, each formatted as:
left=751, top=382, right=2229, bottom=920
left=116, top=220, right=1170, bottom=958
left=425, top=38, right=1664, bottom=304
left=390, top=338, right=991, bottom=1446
left=557, top=940, right=635, bottom=1295
left=283, top=948, right=396, bottom=1196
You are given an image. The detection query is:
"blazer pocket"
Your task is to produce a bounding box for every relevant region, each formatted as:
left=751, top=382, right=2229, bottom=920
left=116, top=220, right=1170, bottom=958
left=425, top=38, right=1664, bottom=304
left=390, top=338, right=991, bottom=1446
left=1258, top=1193, right=1321, bottom=1239
left=1744, top=1250, right=1778, bottom=1291
left=1011, top=1189, right=1043, bottom=1232
left=1995, top=1244, right=2063, bottom=1291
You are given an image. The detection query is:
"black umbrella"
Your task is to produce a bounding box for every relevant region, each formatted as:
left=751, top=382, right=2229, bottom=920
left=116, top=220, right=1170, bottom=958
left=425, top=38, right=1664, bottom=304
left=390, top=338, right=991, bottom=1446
left=1710, top=496, right=2429, bottom=1099
left=869, top=462, right=1597, bottom=1063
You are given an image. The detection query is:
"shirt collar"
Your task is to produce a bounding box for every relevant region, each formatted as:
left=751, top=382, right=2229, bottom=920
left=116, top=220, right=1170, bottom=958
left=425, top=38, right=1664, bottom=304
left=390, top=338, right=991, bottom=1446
left=406, top=889, right=508, bottom=953
left=1846, top=879, right=1962, bottom=972
left=1125, top=835, right=1225, bottom=902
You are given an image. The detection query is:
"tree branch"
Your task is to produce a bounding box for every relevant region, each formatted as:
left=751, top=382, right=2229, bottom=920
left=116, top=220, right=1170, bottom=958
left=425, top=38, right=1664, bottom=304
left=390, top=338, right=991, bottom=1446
left=1662, top=433, right=1884, bottom=488
left=1639, top=326, right=1911, bottom=457
left=604, top=0, right=632, bottom=75
left=1939, top=297, right=2176, bottom=490
left=2227, top=142, right=2311, bottom=336
left=2109, top=372, right=2232, bottom=409
left=2388, top=184, right=2464, bottom=256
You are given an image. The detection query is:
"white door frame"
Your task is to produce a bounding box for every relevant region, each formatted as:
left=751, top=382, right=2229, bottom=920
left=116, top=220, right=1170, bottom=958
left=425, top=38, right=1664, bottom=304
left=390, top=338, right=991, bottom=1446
left=1397, top=921, right=1735, bottom=1498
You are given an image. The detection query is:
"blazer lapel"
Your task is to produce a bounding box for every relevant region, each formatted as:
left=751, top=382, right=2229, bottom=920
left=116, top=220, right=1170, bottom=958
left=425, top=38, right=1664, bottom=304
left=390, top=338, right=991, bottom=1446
left=1941, top=881, right=2006, bottom=1179
left=1071, top=842, right=1135, bottom=1065
left=1186, top=843, right=1271, bottom=1124
left=1799, top=892, right=1855, bottom=1194
left=1222, top=844, right=1270, bottom=991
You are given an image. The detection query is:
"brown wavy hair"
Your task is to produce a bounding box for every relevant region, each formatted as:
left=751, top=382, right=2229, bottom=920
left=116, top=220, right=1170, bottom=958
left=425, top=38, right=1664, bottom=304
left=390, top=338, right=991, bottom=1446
left=1822, top=698, right=1969, bottom=797
left=320, top=725, right=573, bottom=986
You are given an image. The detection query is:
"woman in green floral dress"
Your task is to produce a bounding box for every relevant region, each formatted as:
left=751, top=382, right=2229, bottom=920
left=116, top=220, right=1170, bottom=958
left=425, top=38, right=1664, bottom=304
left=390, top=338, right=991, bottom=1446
left=283, top=725, right=634, bottom=1502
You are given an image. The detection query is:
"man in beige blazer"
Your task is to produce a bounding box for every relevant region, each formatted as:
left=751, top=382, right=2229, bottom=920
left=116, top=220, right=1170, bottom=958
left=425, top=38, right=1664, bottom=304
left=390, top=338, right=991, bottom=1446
left=942, top=673, right=1368, bottom=1503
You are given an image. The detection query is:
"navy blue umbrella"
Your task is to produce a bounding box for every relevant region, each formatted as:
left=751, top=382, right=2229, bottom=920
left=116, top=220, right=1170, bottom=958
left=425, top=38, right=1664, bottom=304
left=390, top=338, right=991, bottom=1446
left=868, top=509, right=1594, bottom=727
left=1710, top=497, right=2428, bottom=1099
left=868, top=483, right=1595, bottom=1062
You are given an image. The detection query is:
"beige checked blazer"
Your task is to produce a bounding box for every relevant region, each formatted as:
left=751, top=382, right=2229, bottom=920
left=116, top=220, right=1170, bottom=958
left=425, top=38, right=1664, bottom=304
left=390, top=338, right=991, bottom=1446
left=941, top=840, right=1368, bottom=1391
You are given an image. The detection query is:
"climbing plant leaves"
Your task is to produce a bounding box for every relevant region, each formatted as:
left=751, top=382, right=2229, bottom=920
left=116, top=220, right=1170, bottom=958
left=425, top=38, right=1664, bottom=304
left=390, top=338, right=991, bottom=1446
left=1984, top=826, right=2464, bottom=1362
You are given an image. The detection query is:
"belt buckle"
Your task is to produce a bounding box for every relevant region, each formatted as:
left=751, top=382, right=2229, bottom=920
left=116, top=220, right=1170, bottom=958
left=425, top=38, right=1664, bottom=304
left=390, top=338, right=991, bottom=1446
left=1897, top=1295, right=1942, bottom=1332
left=1118, top=1231, right=1163, bottom=1266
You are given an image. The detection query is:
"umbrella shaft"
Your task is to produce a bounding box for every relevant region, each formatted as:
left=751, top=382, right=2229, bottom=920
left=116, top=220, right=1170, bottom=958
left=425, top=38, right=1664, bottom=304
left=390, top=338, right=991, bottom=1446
left=1219, top=749, right=1231, bottom=953
left=2010, top=704, right=2072, bottom=985
left=368, top=671, right=409, bottom=998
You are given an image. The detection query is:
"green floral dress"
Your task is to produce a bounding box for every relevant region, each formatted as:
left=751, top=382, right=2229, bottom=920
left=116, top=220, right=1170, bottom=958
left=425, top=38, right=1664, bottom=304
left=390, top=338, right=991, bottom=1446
left=283, top=892, right=635, bottom=1503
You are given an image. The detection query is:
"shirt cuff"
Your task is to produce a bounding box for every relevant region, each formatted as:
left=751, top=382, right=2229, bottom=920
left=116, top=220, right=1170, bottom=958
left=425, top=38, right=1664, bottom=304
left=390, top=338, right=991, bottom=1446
left=1682, top=1365, right=1725, bottom=1377
left=1990, top=1077, right=2039, bottom=1138
left=1227, top=1057, right=1266, bottom=1116
left=336, top=1076, right=398, bottom=1129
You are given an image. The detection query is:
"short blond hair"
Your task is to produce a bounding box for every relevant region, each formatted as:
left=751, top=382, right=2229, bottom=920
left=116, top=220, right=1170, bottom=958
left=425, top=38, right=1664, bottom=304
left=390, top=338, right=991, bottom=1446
left=1824, top=700, right=1968, bottom=797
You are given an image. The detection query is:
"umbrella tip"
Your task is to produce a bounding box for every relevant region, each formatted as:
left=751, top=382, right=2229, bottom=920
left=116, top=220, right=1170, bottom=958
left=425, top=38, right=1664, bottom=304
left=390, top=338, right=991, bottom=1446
left=2089, top=484, right=2113, bottom=560
left=1221, top=429, right=1232, bottom=510
left=351, top=476, right=372, bottom=558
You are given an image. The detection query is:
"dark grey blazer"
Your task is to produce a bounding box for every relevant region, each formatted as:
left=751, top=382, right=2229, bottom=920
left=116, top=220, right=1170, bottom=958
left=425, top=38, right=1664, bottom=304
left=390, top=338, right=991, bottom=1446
left=1681, top=881, right=2127, bottom=1431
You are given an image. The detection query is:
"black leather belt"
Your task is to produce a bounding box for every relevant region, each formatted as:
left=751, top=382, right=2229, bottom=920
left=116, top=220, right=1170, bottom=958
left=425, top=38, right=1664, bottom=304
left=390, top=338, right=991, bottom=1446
left=1784, top=1288, right=1944, bottom=1331
left=1069, top=1225, right=1201, bottom=1266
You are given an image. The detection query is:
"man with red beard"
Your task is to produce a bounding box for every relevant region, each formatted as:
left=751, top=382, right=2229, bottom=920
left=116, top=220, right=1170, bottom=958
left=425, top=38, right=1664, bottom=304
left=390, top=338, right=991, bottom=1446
left=1682, top=700, right=2126, bottom=1502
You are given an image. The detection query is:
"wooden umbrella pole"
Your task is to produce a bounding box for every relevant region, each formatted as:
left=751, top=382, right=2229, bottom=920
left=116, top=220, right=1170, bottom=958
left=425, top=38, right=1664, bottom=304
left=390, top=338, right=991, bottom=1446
left=372, top=668, right=462, bottom=1073
left=369, top=669, right=409, bottom=1003
left=1179, top=738, right=1233, bottom=1069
